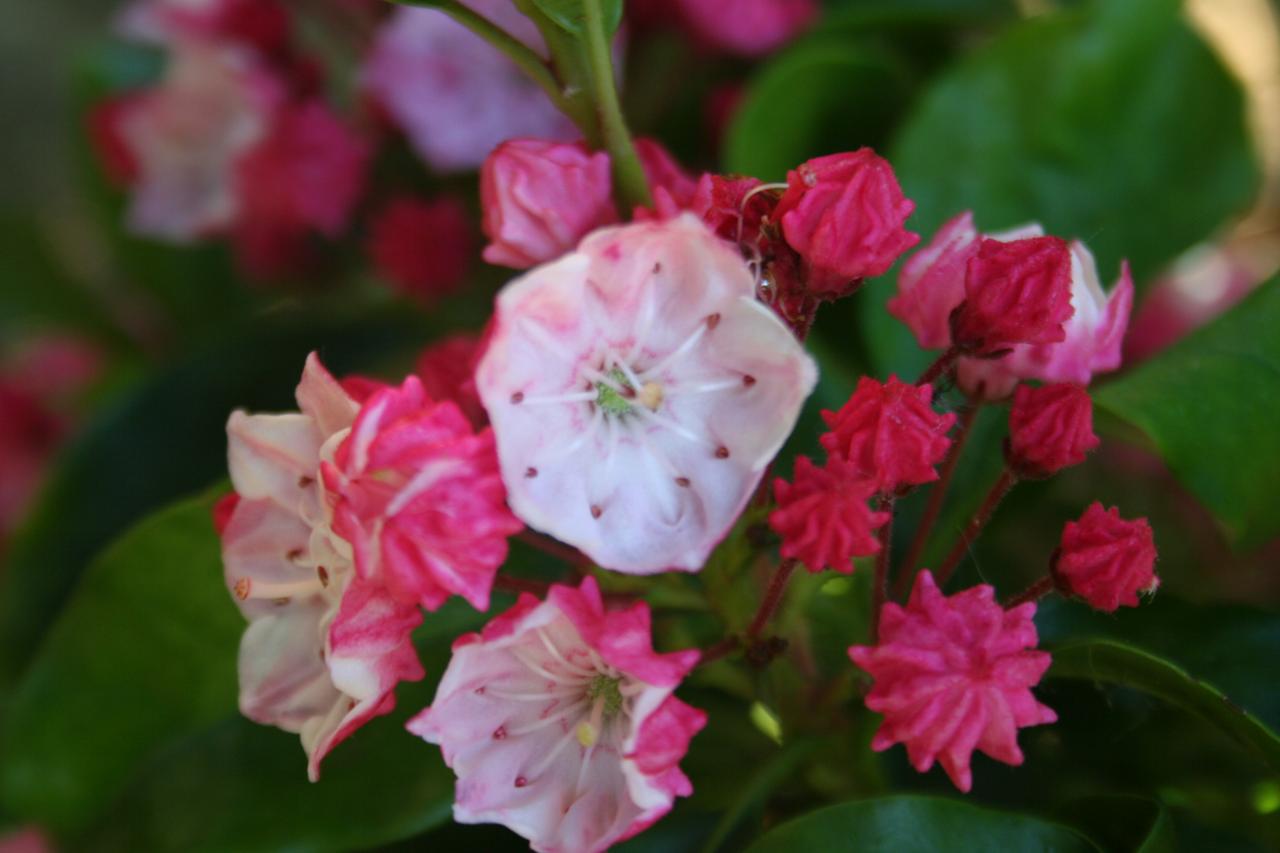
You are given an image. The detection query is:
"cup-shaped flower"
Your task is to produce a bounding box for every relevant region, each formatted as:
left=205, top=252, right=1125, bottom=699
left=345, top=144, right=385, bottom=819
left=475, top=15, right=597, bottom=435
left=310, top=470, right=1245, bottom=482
left=222, top=354, right=424, bottom=781
left=481, top=139, right=618, bottom=269
left=820, top=376, right=956, bottom=494
left=108, top=43, right=281, bottom=242
left=362, top=4, right=575, bottom=174
left=322, top=375, right=522, bottom=613
left=774, top=149, right=918, bottom=292
left=892, top=215, right=1133, bottom=399
left=850, top=571, right=1057, bottom=792
left=475, top=214, right=818, bottom=573
left=1007, top=382, right=1099, bottom=478
left=408, top=577, right=705, bottom=853
left=770, top=456, right=888, bottom=572
left=1055, top=502, right=1158, bottom=612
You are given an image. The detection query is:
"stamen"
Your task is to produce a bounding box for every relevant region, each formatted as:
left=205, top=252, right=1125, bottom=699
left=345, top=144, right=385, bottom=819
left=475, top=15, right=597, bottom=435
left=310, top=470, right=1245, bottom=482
left=634, top=406, right=717, bottom=450
left=519, top=390, right=600, bottom=407
left=506, top=701, right=588, bottom=737
left=537, top=629, right=596, bottom=676
left=512, top=647, right=579, bottom=686
left=482, top=686, right=583, bottom=702
left=644, top=321, right=707, bottom=377
left=664, top=378, right=742, bottom=399
left=234, top=576, right=325, bottom=601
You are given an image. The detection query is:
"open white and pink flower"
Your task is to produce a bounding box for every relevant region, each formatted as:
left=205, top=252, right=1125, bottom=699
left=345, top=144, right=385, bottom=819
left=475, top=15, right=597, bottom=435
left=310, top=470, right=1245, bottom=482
left=221, top=354, right=423, bottom=781
left=408, top=577, right=705, bottom=853
left=475, top=214, right=817, bottom=574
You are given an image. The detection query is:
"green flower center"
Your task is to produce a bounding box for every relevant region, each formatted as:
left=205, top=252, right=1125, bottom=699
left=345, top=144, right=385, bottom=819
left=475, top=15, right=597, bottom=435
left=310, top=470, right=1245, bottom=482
left=595, top=367, right=635, bottom=417
left=586, top=673, right=624, bottom=718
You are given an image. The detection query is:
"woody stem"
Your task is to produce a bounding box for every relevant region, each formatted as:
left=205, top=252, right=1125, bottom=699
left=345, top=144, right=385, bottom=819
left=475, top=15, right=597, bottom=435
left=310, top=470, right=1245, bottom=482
left=747, top=558, right=799, bottom=640
left=916, top=345, right=961, bottom=386
left=582, top=0, right=652, bottom=210
left=933, top=468, right=1019, bottom=587
left=1004, top=575, right=1057, bottom=608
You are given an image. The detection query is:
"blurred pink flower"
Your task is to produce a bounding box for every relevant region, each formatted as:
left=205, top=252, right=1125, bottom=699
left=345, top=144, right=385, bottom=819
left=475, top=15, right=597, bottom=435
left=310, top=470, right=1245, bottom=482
left=222, top=353, right=424, bottom=781
left=322, top=375, right=522, bottom=612
left=408, top=577, right=705, bottom=852
left=475, top=214, right=816, bottom=573
left=362, top=4, right=576, bottom=173
left=673, top=0, right=816, bottom=56
left=367, top=195, right=474, bottom=302
left=850, top=571, right=1057, bottom=792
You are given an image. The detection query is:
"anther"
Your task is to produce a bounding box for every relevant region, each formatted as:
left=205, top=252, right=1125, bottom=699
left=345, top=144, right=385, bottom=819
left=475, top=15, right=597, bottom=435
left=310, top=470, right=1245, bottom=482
left=675, top=477, right=690, bottom=488
left=590, top=505, right=603, bottom=519
left=317, top=566, right=329, bottom=587
left=233, top=578, right=251, bottom=600
left=743, top=374, right=757, bottom=387
left=706, top=313, right=721, bottom=330
left=510, top=391, right=525, bottom=404
left=652, top=262, right=662, bottom=274
left=514, top=776, right=528, bottom=788
left=286, top=547, right=304, bottom=561
left=493, top=725, right=507, bottom=740
left=525, top=466, right=538, bottom=479
left=715, top=446, right=730, bottom=459
left=297, top=475, right=314, bottom=488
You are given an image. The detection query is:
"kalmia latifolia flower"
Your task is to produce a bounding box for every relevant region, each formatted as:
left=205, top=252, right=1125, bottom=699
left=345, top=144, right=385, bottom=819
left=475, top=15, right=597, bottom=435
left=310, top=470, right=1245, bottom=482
left=367, top=195, right=474, bottom=302
left=849, top=571, right=1057, bottom=792
left=951, top=235, right=1075, bottom=357
left=322, top=375, right=522, bottom=613
left=221, top=354, right=423, bottom=781
left=892, top=214, right=1133, bottom=398
left=1006, top=382, right=1099, bottom=478
left=774, top=149, right=919, bottom=293
left=362, top=4, right=576, bottom=173
left=819, top=376, right=956, bottom=494
left=673, top=0, right=817, bottom=56
left=118, top=0, right=292, bottom=57
left=99, top=43, right=281, bottom=242
left=475, top=214, right=817, bottom=574
left=481, top=139, right=618, bottom=269
left=770, top=457, right=889, bottom=572
left=1055, top=503, right=1158, bottom=612
left=408, top=577, right=705, bottom=853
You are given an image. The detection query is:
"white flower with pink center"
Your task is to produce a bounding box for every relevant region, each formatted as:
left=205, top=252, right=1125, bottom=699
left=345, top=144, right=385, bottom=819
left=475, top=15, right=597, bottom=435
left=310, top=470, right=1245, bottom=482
left=408, top=577, right=705, bottom=853
left=221, top=353, right=423, bottom=781
left=475, top=214, right=818, bottom=574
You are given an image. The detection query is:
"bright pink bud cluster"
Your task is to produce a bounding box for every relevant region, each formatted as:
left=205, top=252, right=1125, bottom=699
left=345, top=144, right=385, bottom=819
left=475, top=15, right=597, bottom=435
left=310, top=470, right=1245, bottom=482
left=850, top=571, right=1057, bottom=792
left=770, top=458, right=889, bottom=572
left=820, top=376, right=957, bottom=493
left=952, top=236, right=1075, bottom=356
left=1007, top=382, right=1099, bottom=478
left=1055, top=503, right=1158, bottom=612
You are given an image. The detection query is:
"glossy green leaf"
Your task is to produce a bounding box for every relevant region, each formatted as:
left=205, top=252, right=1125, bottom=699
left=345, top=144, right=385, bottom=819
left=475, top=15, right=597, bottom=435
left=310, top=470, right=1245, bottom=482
left=1094, top=277, right=1280, bottom=548
left=0, top=492, right=241, bottom=834
left=1046, top=640, right=1280, bottom=772
left=891, top=0, right=1257, bottom=284
left=0, top=307, right=427, bottom=699
left=76, top=600, right=490, bottom=853
left=724, top=43, right=910, bottom=180
left=743, top=796, right=1099, bottom=852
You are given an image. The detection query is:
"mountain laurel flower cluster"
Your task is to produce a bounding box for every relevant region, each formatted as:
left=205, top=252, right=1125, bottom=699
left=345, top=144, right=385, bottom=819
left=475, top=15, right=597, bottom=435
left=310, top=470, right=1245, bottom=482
left=219, top=355, right=518, bottom=780
left=409, top=577, right=704, bottom=852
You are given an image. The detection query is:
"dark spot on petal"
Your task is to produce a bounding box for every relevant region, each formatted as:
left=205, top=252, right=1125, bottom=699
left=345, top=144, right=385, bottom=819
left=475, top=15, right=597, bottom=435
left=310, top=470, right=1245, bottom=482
left=510, top=391, right=524, bottom=404
left=652, top=262, right=662, bottom=274
left=675, top=477, right=690, bottom=488
left=743, top=374, right=757, bottom=387
left=706, top=313, right=721, bottom=330
left=317, top=566, right=329, bottom=586
left=273, top=597, right=291, bottom=606
left=514, top=776, right=529, bottom=788
left=525, top=466, right=538, bottom=478
left=474, top=686, right=486, bottom=695
left=493, top=726, right=507, bottom=740
left=590, top=505, right=603, bottom=519
left=715, top=446, right=730, bottom=459
left=297, top=475, right=314, bottom=488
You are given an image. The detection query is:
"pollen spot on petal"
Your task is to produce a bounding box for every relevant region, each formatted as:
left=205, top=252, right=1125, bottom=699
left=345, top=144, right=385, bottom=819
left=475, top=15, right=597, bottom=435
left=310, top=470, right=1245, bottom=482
left=715, top=445, right=731, bottom=459
left=514, top=776, right=529, bottom=788
left=233, top=578, right=251, bottom=600
left=510, top=391, right=524, bottom=404
left=675, top=476, right=690, bottom=488
left=706, top=312, right=721, bottom=330
left=590, top=504, right=603, bottom=519
left=525, top=466, right=538, bottom=478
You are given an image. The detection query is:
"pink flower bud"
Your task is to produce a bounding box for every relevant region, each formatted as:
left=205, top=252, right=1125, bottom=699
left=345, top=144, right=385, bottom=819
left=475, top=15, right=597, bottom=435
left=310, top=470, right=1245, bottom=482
left=367, top=195, right=473, bottom=302
left=1007, top=383, right=1099, bottom=478
left=480, top=138, right=618, bottom=269
left=775, top=149, right=919, bottom=293
left=952, top=236, right=1075, bottom=356
left=820, top=376, right=957, bottom=493
left=1056, top=502, right=1158, bottom=612
left=674, top=0, right=817, bottom=56
left=887, top=211, right=980, bottom=350
left=770, top=456, right=889, bottom=572
left=408, top=577, right=705, bottom=852
left=850, top=571, right=1057, bottom=792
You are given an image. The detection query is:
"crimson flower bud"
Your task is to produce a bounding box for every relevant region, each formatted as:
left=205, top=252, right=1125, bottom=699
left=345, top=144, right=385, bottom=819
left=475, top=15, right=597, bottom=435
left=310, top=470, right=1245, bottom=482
left=1055, top=502, right=1158, bottom=612
left=1007, top=383, right=1099, bottom=477
left=952, top=236, right=1074, bottom=356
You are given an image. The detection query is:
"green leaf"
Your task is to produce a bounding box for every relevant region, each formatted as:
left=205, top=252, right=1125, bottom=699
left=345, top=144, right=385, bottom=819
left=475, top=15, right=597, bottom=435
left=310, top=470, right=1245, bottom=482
left=0, top=492, right=241, bottom=834
left=0, top=307, right=427, bottom=700
left=822, top=0, right=1016, bottom=29
left=1055, top=796, right=1176, bottom=853
left=76, top=600, right=489, bottom=853
left=1094, top=277, right=1280, bottom=548
left=723, top=43, right=911, bottom=181
left=1046, top=640, right=1280, bottom=772
left=891, top=0, right=1257, bottom=284
left=525, top=0, right=623, bottom=36
left=743, top=796, right=1100, bottom=852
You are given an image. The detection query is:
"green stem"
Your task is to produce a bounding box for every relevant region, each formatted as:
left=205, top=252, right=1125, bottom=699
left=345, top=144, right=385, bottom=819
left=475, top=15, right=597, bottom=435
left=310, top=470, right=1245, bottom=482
left=394, top=0, right=593, bottom=137
left=582, top=0, right=652, bottom=211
